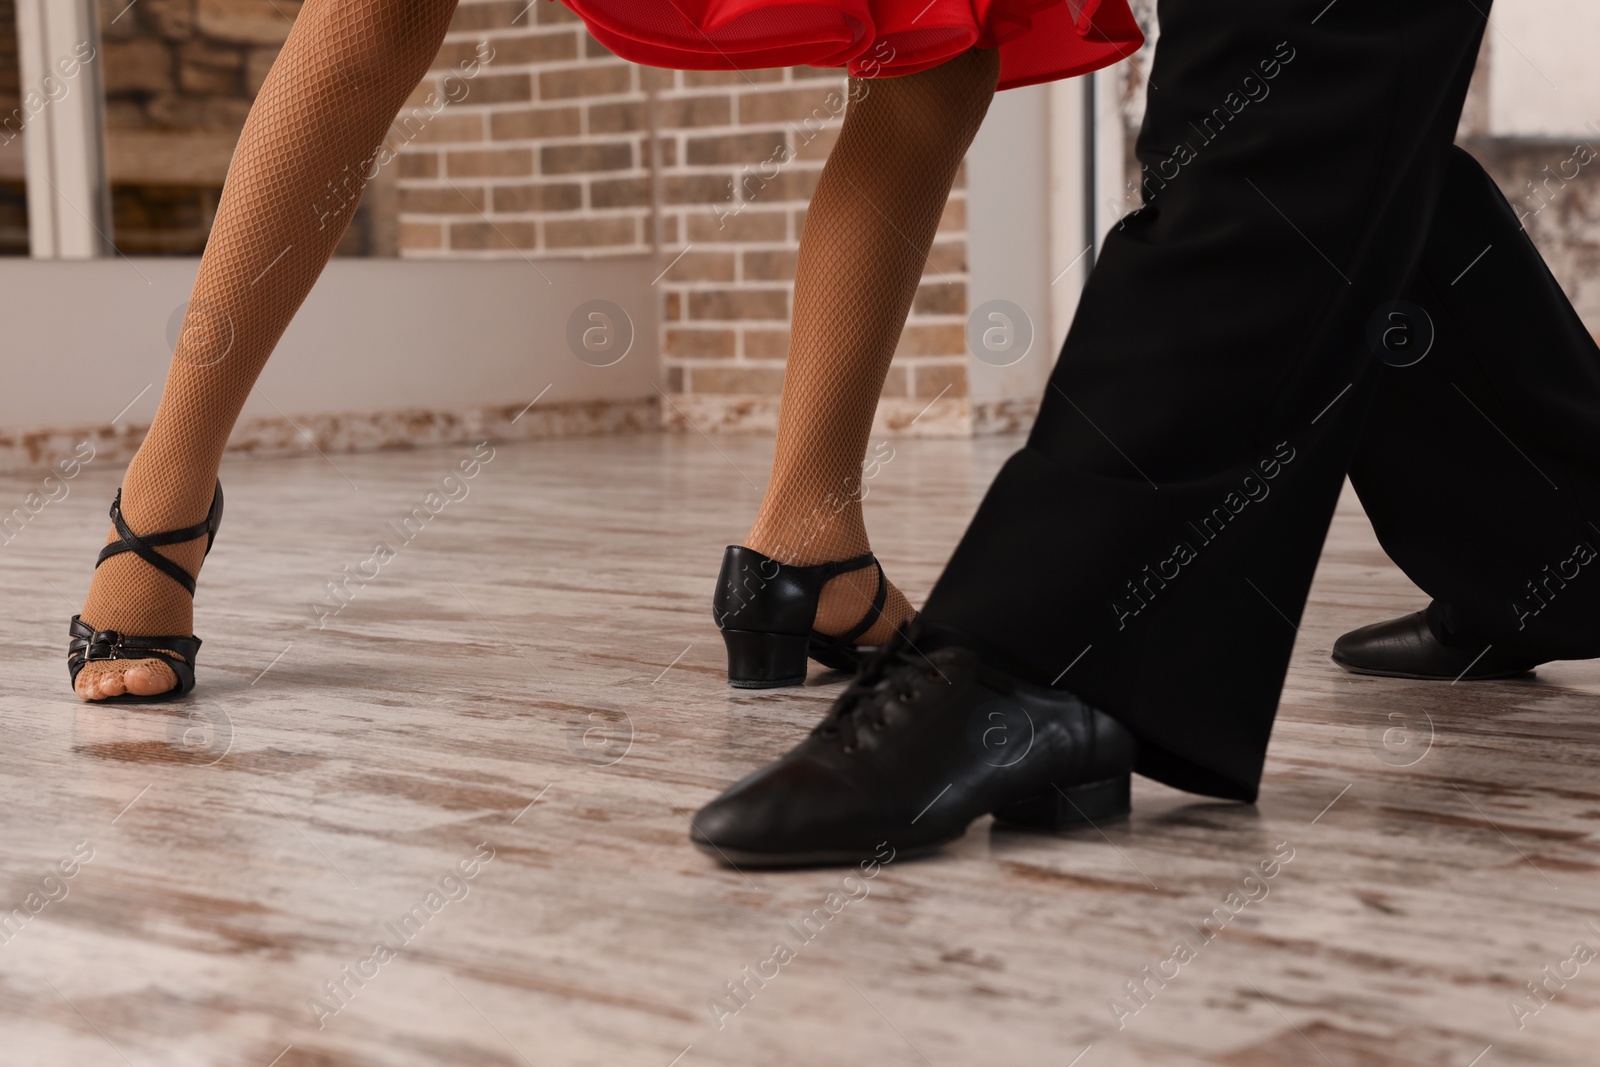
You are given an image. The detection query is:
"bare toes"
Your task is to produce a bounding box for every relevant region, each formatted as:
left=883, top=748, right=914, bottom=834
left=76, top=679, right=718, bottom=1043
left=123, top=662, right=178, bottom=697
left=75, top=660, right=177, bottom=701
left=75, top=664, right=119, bottom=700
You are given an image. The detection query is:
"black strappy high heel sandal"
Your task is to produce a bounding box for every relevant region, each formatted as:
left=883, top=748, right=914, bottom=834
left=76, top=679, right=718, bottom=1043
left=712, top=545, right=892, bottom=689
left=67, top=481, right=224, bottom=703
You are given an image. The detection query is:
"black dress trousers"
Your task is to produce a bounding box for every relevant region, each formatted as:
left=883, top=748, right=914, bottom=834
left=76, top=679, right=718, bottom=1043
left=921, top=0, right=1600, bottom=801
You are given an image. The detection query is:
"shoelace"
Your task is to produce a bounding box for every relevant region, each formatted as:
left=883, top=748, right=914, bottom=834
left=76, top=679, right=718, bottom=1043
left=814, top=636, right=944, bottom=753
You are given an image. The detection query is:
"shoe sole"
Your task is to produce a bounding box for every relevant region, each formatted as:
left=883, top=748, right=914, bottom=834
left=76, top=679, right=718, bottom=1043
left=727, top=676, right=807, bottom=690
left=691, top=773, right=1134, bottom=867
left=992, top=774, right=1132, bottom=830
left=691, top=836, right=956, bottom=869
left=1330, top=656, right=1539, bottom=682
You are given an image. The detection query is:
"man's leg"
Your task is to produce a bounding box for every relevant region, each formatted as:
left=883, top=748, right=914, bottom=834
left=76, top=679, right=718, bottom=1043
left=684, top=0, right=1533, bottom=868
left=1342, top=146, right=1600, bottom=667
left=919, top=0, right=1490, bottom=800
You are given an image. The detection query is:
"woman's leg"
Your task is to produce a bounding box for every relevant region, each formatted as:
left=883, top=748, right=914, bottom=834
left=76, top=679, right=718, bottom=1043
left=75, top=0, right=459, bottom=699
left=742, top=47, right=1001, bottom=642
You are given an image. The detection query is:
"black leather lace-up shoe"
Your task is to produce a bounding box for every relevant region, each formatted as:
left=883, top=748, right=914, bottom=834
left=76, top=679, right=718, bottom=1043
left=689, top=621, right=1138, bottom=868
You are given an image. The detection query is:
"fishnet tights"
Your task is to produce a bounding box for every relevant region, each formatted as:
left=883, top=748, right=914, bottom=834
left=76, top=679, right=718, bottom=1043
left=74, top=0, right=459, bottom=699
left=743, top=46, right=1000, bottom=642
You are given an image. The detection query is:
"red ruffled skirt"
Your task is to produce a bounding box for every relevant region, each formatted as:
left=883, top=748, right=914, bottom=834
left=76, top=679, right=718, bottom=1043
left=556, top=0, right=1143, bottom=91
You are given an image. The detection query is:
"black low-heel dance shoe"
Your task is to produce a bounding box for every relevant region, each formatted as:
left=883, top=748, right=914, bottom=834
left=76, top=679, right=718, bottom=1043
left=713, top=545, right=891, bottom=689
left=689, top=620, right=1139, bottom=868
left=67, top=481, right=224, bottom=703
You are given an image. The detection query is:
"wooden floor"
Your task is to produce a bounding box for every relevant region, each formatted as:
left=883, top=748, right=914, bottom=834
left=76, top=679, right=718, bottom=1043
left=2, top=432, right=1598, bottom=1066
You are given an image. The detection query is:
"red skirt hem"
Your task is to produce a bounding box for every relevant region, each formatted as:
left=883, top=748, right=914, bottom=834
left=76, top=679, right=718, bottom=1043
left=558, top=0, right=1143, bottom=91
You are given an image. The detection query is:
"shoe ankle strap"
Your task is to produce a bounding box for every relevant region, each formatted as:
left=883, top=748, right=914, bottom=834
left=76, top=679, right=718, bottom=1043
left=93, top=481, right=223, bottom=598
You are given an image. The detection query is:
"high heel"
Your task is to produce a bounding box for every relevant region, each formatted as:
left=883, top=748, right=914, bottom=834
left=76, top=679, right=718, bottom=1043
left=712, top=545, right=891, bottom=689
left=67, top=481, right=223, bottom=702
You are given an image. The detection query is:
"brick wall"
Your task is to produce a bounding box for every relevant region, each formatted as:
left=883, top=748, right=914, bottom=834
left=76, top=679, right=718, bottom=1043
left=0, top=0, right=16, bottom=112
left=95, top=0, right=385, bottom=254
left=396, top=1, right=653, bottom=260
left=650, top=66, right=970, bottom=426
left=399, top=0, right=973, bottom=434
left=0, top=0, right=24, bottom=254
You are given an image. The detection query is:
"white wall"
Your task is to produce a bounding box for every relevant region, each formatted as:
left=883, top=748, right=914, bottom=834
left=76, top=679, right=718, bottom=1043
left=966, top=82, right=1055, bottom=404
left=1489, top=0, right=1600, bottom=138
left=966, top=69, right=1125, bottom=407
left=0, top=256, right=660, bottom=436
